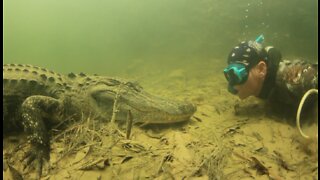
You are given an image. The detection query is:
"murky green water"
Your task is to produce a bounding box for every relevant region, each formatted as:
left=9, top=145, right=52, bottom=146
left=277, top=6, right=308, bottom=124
left=3, top=1, right=318, bottom=179
left=4, top=0, right=318, bottom=76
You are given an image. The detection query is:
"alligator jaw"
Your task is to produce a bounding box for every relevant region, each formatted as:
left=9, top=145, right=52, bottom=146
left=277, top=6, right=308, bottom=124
left=121, top=98, right=197, bottom=124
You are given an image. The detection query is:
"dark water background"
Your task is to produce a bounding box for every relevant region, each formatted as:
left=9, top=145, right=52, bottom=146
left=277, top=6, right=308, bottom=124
left=3, top=0, right=318, bottom=75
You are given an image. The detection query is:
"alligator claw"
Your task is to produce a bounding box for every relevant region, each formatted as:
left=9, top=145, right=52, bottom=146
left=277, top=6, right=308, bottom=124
left=22, top=144, right=49, bottom=179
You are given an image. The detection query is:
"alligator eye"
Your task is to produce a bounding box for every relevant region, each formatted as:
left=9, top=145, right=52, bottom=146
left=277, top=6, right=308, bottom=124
left=91, top=89, right=115, bottom=108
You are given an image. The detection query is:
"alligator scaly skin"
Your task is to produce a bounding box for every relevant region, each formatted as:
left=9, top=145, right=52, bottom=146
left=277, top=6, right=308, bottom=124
left=3, top=63, right=196, bottom=178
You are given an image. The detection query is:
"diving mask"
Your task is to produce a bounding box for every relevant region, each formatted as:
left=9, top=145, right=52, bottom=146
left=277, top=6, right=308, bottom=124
left=223, top=63, right=248, bottom=94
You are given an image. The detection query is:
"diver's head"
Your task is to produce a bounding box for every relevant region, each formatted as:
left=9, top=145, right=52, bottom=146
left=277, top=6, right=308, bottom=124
left=224, top=38, right=268, bottom=99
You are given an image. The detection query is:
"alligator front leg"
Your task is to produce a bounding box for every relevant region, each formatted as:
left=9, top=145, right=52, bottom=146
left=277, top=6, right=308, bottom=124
left=21, top=95, right=62, bottom=179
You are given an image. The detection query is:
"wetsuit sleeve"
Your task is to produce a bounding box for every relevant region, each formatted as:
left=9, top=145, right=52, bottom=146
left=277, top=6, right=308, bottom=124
left=276, top=60, right=318, bottom=101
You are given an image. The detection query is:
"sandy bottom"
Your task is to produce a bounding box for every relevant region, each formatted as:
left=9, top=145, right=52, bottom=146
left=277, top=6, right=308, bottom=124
left=3, top=58, right=318, bottom=179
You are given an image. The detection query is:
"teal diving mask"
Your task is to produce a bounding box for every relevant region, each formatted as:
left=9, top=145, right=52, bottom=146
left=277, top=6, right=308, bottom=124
left=223, top=63, right=248, bottom=94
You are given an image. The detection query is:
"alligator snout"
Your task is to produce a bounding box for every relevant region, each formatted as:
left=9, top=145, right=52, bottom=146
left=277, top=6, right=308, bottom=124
left=120, top=93, right=197, bottom=124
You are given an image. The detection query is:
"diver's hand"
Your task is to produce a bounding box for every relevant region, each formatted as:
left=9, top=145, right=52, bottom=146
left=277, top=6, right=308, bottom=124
left=22, top=143, right=50, bottom=179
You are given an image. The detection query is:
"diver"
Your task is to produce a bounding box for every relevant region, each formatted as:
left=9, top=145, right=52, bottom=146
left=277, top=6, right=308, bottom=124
left=223, top=35, right=318, bottom=118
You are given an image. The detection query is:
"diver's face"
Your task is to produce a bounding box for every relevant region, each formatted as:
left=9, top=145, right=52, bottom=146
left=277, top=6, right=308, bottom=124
left=233, top=62, right=267, bottom=99
left=233, top=70, right=259, bottom=99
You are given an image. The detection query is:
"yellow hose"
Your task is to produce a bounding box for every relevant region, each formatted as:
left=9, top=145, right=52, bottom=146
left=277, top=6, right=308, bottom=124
left=296, top=89, right=318, bottom=139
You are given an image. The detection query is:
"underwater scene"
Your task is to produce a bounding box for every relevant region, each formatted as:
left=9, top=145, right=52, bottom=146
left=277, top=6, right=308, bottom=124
left=3, top=0, right=318, bottom=179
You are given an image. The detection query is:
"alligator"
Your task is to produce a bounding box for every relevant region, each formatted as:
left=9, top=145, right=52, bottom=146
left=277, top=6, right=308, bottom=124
left=3, top=64, right=196, bottom=178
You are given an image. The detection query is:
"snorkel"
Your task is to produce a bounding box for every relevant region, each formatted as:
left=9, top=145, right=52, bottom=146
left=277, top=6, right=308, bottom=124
left=255, top=34, right=264, bottom=44
left=249, top=34, right=264, bottom=53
